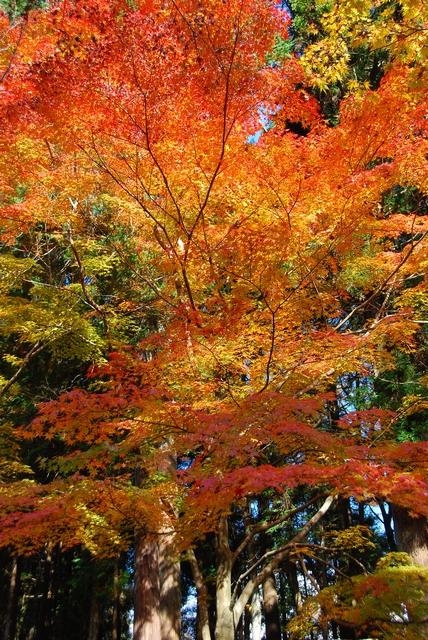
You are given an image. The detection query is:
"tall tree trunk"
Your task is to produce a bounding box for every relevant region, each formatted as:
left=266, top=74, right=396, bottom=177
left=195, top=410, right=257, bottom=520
left=336, top=499, right=357, bottom=640
left=287, top=560, right=302, bottom=616
left=88, top=578, right=101, bottom=640
left=258, top=498, right=281, bottom=640
left=134, top=463, right=181, bottom=640
left=134, top=532, right=161, bottom=640
left=243, top=500, right=262, bottom=640
left=392, top=505, right=428, bottom=634
left=58, top=551, right=72, bottom=640
left=215, top=516, right=234, bottom=640
left=134, top=465, right=161, bottom=640
left=2, top=555, right=21, bottom=640
left=159, top=533, right=181, bottom=640
left=392, top=505, right=428, bottom=566
left=188, top=549, right=212, bottom=640
left=263, top=574, right=281, bottom=640
left=35, top=545, right=54, bottom=640
left=112, top=556, right=122, bottom=640
left=250, top=588, right=262, bottom=640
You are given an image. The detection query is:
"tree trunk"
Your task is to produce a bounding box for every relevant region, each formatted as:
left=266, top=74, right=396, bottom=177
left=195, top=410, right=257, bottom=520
left=242, top=500, right=262, bottom=640
left=250, top=588, right=262, bottom=640
left=263, top=573, right=281, bottom=640
left=392, top=505, right=428, bottom=566
left=159, top=533, right=181, bottom=640
left=258, top=498, right=282, bottom=640
left=378, top=502, right=396, bottom=552
left=35, top=545, right=53, bottom=640
left=215, top=516, right=234, bottom=640
left=112, top=556, right=122, bottom=640
left=336, top=500, right=357, bottom=640
left=2, top=555, right=21, bottom=640
left=88, top=581, right=101, bottom=640
left=134, top=532, right=161, bottom=640
left=392, top=506, right=428, bottom=635
left=188, top=549, right=212, bottom=640
left=58, top=551, right=72, bottom=640
left=288, top=560, right=302, bottom=615
left=134, top=463, right=181, bottom=640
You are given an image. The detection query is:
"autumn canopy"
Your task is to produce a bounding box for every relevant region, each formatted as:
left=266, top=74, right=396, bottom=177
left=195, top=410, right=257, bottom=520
left=1, top=0, right=428, bottom=638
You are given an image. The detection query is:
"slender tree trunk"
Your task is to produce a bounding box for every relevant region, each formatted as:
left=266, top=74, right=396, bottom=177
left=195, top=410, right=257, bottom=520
left=35, top=545, right=54, bottom=640
left=215, top=516, right=234, bottom=640
left=2, top=555, right=21, bottom=640
left=250, top=588, right=262, bottom=640
left=243, top=501, right=262, bottom=640
left=188, top=549, right=212, bottom=640
left=378, top=502, right=396, bottom=552
left=336, top=500, right=357, bottom=640
left=112, top=557, right=122, bottom=640
left=258, top=498, right=281, bottom=640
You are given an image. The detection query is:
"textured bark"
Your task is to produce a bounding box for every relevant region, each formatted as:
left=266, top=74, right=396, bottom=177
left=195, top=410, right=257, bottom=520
left=2, top=555, right=21, bottom=640
left=133, top=461, right=181, bottom=640
left=392, top=505, right=428, bottom=636
left=134, top=532, right=161, bottom=640
left=215, top=516, right=234, bottom=640
left=159, top=534, right=181, bottom=640
left=263, top=574, right=281, bottom=640
left=392, top=505, right=428, bottom=566
left=188, top=549, right=212, bottom=640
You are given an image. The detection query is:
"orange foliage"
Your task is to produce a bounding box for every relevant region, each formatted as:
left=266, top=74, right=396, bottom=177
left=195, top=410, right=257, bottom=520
left=0, top=0, right=428, bottom=557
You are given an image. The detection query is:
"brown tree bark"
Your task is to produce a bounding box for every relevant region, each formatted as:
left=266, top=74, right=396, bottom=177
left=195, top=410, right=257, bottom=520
left=2, top=555, right=21, bottom=640
left=134, top=532, right=161, bottom=640
left=392, top=505, right=428, bottom=566
left=188, top=548, right=212, bottom=640
left=263, top=574, right=281, bottom=640
left=159, top=533, right=181, bottom=640
left=133, top=463, right=181, bottom=640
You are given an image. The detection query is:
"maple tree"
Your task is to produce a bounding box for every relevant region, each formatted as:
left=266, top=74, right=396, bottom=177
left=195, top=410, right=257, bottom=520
left=1, top=0, right=428, bottom=638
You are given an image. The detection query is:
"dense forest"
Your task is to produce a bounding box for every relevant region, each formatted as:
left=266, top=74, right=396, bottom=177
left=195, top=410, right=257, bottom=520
left=1, top=0, right=428, bottom=638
